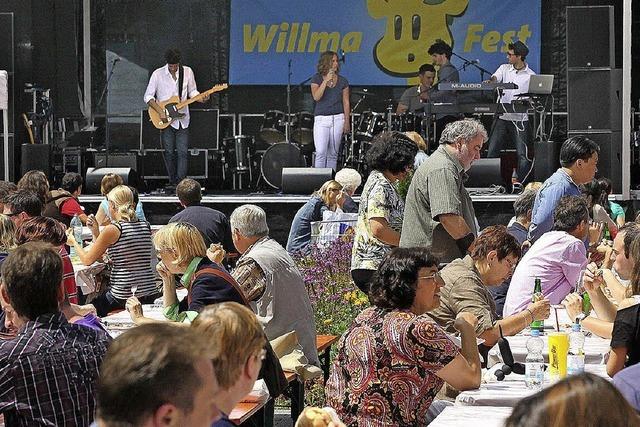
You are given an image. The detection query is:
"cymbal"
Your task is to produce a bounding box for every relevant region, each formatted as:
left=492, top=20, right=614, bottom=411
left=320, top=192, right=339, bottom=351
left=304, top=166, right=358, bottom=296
left=351, top=89, right=375, bottom=97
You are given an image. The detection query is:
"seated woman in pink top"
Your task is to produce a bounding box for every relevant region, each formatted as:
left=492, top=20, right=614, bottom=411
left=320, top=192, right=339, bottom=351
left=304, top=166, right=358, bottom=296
left=504, top=195, right=594, bottom=317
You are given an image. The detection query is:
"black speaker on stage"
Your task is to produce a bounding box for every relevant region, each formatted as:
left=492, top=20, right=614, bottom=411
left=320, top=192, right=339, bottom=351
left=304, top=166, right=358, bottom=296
left=93, top=152, right=138, bottom=169
left=466, top=159, right=503, bottom=188
left=566, top=6, right=614, bottom=68
left=21, top=144, right=51, bottom=178
left=281, top=168, right=333, bottom=194
left=534, top=140, right=560, bottom=183
left=567, top=69, right=622, bottom=132
left=85, top=167, right=139, bottom=195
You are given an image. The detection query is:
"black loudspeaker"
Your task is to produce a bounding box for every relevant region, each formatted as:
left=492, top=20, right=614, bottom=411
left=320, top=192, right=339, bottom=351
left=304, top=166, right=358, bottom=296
left=466, top=158, right=503, bottom=188
left=21, top=144, right=51, bottom=178
left=93, top=152, right=138, bottom=169
left=568, top=131, right=621, bottom=193
left=534, top=140, right=560, bottom=183
left=281, top=167, right=333, bottom=194
left=84, top=167, right=139, bottom=195
left=567, top=69, right=622, bottom=132
left=566, top=6, right=614, bottom=68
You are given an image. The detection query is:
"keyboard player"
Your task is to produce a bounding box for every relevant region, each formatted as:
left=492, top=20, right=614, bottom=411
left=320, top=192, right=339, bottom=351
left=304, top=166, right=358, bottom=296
left=485, top=41, right=536, bottom=183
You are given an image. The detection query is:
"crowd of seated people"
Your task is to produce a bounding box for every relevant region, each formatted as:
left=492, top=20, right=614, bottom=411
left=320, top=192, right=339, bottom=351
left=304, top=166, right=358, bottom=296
left=1, top=120, right=640, bottom=425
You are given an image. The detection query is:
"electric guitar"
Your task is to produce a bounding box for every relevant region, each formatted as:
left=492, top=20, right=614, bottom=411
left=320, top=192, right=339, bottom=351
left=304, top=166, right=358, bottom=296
left=148, top=83, right=228, bottom=129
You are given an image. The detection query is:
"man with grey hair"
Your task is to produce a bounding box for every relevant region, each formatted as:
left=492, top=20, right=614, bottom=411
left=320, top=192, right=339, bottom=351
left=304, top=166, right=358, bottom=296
left=334, top=168, right=362, bottom=213
left=214, top=204, right=319, bottom=366
left=400, top=118, right=487, bottom=262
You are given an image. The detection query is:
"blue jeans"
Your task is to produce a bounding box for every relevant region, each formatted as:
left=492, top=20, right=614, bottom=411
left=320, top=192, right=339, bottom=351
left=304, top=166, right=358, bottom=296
left=161, top=126, right=189, bottom=184
left=486, top=119, right=532, bottom=182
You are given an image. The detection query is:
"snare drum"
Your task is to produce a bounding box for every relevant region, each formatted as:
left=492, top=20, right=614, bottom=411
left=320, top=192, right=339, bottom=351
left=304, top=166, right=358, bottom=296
left=392, top=112, right=423, bottom=134
left=356, top=111, right=386, bottom=141
left=259, top=110, right=286, bottom=144
left=291, top=112, right=314, bottom=145
left=222, top=135, right=254, bottom=171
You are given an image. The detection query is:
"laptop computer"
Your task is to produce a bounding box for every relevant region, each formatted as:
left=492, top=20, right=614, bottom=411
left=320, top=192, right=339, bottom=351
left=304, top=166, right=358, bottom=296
left=527, top=74, right=554, bottom=95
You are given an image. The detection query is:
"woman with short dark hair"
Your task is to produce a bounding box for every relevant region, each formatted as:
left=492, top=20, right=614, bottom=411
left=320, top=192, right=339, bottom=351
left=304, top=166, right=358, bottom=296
left=350, top=131, right=417, bottom=293
left=326, top=247, right=481, bottom=426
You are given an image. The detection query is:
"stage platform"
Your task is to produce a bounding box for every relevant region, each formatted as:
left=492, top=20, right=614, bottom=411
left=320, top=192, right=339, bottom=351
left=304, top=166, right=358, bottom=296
left=78, top=190, right=636, bottom=246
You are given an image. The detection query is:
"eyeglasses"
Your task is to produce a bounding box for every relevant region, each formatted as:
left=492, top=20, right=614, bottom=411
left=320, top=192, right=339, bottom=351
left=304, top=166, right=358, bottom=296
left=502, top=257, right=517, bottom=271
left=155, top=247, right=176, bottom=255
left=3, top=212, right=19, bottom=217
left=418, top=271, right=442, bottom=282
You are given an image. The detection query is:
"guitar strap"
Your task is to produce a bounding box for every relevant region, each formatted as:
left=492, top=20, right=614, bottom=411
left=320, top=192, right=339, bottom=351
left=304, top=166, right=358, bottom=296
left=177, top=65, right=184, bottom=100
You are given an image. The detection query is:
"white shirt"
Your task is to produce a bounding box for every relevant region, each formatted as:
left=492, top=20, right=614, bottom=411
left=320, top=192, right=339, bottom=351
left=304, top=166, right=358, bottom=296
left=492, top=63, right=536, bottom=122
left=143, top=64, right=200, bottom=129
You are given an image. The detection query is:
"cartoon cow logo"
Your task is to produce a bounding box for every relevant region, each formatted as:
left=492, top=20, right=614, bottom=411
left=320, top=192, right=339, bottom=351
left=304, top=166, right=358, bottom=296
left=367, top=0, right=468, bottom=77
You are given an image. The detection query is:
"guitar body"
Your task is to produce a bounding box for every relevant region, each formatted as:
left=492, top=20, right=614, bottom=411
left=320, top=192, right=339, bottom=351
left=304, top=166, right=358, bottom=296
left=148, top=83, right=228, bottom=130
left=148, top=96, right=185, bottom=130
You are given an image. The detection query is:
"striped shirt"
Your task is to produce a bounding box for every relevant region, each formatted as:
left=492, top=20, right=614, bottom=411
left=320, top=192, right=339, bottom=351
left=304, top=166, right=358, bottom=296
left=0, top=312, right=111, bottom=426
left=107, top=220, right=157, bottom=300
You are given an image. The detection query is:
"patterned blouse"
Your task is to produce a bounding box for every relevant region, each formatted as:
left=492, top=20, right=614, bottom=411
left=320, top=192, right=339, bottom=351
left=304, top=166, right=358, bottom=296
left=325, top=307, right=459, bottom=427
left=351, top=170, right=404, bottom=271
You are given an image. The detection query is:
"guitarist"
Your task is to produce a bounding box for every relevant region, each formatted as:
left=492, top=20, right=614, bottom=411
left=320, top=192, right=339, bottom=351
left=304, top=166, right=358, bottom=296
left=144, top=48, right=209, bottom=186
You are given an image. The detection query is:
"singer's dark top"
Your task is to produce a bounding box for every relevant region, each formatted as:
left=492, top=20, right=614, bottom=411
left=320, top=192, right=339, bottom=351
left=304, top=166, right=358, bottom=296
left=311, top=73, right=349, bottom=116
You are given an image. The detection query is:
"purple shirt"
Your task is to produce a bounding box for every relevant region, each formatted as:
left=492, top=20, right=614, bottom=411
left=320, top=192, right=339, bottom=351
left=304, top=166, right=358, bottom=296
left=613, top=363, right=640, bottom=411
left=503, top=230, right=587, bottom=317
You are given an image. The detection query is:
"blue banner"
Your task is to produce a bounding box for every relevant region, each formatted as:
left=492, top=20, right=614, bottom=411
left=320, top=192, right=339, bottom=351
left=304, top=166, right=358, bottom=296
left=230, top=0, right=541, bottom=85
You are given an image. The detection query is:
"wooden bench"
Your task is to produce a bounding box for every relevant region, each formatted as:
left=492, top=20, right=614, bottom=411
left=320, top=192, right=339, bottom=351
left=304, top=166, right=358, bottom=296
left=230, top=394, right=272, bottom=426
left=316, top=334, right=339, bottom=383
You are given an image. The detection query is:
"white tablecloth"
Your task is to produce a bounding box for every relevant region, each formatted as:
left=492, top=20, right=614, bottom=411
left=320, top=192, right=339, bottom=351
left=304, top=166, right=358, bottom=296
left=430, top=406, right=512, bottom=427
left=72, top=261, right=106, bottom=295
left=456, top=364, right=608, bottom=407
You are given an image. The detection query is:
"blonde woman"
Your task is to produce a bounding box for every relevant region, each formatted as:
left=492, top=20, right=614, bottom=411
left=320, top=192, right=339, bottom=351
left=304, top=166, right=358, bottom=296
left=286, top=180, right=345, bottom=254
left=127, top=222, right=246, bottom=324
left=311, top=51, right=350, bottom=169
left=192, top=302, right=267, bottom=426
left=67, top=185, right=158, bottom=316
left=95, top=173, right=145, bottom=225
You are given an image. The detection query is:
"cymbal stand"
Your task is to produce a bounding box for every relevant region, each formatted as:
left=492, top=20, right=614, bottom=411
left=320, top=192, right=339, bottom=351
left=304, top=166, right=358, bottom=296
left=285, top=59, right=293, bottom=143
left=348, top=93, right=368, bottom=168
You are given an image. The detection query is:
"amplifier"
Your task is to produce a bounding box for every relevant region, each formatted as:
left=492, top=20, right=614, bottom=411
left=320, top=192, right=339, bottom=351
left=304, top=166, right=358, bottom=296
left=93, top=152, right=138, bottom=169
left=62, top=148, right=94, bottom=177
left=140, top=148, right=208, bottom=179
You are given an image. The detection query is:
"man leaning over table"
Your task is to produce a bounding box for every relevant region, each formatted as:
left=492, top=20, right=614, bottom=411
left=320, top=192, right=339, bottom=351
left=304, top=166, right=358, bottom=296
left=563, top=222, right=640, bottom=339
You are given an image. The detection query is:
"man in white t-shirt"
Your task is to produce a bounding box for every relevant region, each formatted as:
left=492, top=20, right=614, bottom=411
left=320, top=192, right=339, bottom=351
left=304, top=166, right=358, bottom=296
left=144, top=48, right=208, bottom=185
left=486, top=41, right=535, bottom=183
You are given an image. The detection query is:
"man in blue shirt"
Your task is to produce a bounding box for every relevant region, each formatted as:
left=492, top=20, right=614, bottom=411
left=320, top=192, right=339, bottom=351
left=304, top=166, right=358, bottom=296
left=528, top=135, right=600, bottom=243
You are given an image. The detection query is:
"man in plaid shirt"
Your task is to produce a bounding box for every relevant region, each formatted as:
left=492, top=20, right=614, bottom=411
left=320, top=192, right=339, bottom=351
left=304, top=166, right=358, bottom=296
left=0, top=242, right=111, bottom=426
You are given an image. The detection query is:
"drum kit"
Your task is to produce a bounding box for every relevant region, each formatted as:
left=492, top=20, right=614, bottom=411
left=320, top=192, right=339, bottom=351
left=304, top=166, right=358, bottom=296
left=221, top=110, right=310, bottom=189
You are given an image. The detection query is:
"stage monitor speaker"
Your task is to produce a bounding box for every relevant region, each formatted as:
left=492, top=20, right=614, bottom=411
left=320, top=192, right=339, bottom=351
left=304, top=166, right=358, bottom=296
left=466, top=158, right=503, bottom=188
left=93, top=152, right=138, bottom=169
left=534, top=140, right=560, bottom=183
left=281, top=167, right=333, bottom=194
left=21, top=143, right=51, bottom=178
left=84, top=167, right=139, bottom=195
left=567, top=69, right=622, bottom=132
left=568, top=131, right=621, bottom=193
left=566, top=6, right=614, bottom=68
left=140, top=109, right=219, bottom=150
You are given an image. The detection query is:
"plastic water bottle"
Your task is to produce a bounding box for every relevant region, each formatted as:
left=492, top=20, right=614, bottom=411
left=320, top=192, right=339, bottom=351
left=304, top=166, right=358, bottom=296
left=567, top=322, right=585, bottom=375
left=70, top=214, right=83, bottom=257
left=525, top=329, right=544, bottom=389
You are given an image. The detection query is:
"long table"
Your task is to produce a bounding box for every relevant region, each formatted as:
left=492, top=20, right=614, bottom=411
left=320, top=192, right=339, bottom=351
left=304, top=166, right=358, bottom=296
left=430, top=406, right=512, bottom=427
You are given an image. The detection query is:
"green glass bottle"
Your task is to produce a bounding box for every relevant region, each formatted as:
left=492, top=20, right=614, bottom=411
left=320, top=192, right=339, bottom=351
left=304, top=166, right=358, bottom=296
left=530, top=278, right=544, bottom=332
left=603, top=224, right=611, bottom=241
left=582, top=291, right=592, bottom=315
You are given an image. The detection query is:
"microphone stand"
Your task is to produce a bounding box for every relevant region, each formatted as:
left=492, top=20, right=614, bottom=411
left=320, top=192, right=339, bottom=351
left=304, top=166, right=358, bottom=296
left=286, top=59, right=292, bottom=143
left=450, top=51, right=493, bottom=81
left=91, top=57, right=119, bottom=153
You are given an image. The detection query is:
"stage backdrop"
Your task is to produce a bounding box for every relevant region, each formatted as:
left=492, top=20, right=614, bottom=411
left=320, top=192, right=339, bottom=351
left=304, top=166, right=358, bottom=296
left=230, top=0, right=541, bottom=85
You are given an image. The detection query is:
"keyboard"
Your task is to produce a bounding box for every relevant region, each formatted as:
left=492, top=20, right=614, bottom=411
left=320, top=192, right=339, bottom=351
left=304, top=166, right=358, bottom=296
left=438, top=82, right=518, bottom=91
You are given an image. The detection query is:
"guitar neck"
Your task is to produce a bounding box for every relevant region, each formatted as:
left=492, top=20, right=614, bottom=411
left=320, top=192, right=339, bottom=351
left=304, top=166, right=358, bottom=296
left=174, top=84, right=228, bottom=110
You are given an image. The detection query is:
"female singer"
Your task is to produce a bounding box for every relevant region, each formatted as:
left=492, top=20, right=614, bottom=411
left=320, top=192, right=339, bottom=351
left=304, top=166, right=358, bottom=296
left=311, top=51, right=350, bottom=170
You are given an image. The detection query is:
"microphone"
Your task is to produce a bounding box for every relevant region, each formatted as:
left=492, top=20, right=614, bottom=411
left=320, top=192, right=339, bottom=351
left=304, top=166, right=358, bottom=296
left=469, top=59, right=480, bottom=65
left=340, top=49, right=346, bottom=64
left=112, top=57, right=121, bottom=63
